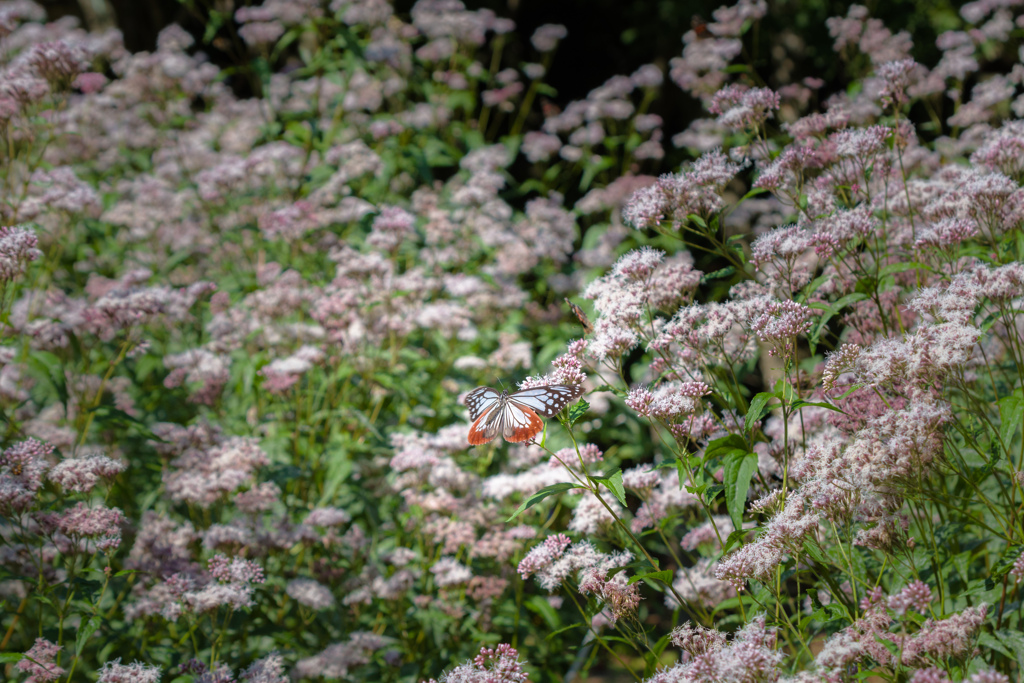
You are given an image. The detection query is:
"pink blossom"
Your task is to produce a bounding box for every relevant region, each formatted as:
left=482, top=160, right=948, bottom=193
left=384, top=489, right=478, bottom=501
left=750, top=300, right=815, bottom=355
left=240, top=653, right=287, bottom=683
left=887, top=580, right=932, bottom=615
left=531, top=24, right=567, bottom=52
left=517, top=534, right=572, bottom=579
left=709, top=85, right=781, bottom=130
left=910, top=669, right=951, bottom=683
left=670, top=623, right=728, bottom=657
left=97, top=660, right=162, bottom=683
left=47, top=502, right=125, bottom=552
left=427, top=643, right=529, bottom=683
left=163, top=436, right=269, bottom=508
left=293, top=633, right=391, bottom=680
left=431, top=556, right=473, bottom=587
left=17, top=638, right=64, bottom=683
left=1010, top=550, right=1024, bottom=584
left=579, top=570, right=641, bottom=624
left=623, top=150, right=746, bottom=230
left=647, top=615, right=782, bottom=683
left=27, top=40, right=88, bottom=88
left=0, top=437, right=53, bottom=513
left=208, top=554, right=265, bottom=584
left=0, top=225, right=42, bottom=281
left=73, top=71, right=107, bottom=93
left=286, top=578, right=335, bottom=610
left=48, top=452, right=126, bottom=493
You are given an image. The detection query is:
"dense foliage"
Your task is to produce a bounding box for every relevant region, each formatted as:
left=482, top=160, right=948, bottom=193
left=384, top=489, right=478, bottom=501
left=2, top=1, right=1024, bottom=682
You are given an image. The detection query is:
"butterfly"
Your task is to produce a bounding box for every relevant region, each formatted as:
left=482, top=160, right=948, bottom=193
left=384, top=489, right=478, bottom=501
left=464, top=384, right=583, bottom=445
left=691, top=15, right=710, bottom=39
left=564, top=298, right=594, bottom=336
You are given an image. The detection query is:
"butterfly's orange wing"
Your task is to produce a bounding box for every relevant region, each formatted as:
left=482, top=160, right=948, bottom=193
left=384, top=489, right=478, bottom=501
left=468, top=406, right=500, bottom=445
left=502, top=401, right=544, bottom=443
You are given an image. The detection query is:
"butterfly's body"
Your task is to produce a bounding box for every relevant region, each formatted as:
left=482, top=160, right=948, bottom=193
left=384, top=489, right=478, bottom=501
left=464, top=384, right=582, bottom=445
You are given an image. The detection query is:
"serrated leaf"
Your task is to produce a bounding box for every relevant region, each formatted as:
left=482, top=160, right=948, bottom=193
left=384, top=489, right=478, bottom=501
left=998, top=394, right=1023, bottom=451
left=687, top=214, right=708, bottom=229
left=801, top=273, right=831, bottom=299
left=567, top=399, right=589, bottom=427
left=978, top=632, right=1014, bottom=659
left=995, top=629, right=1024, bottom=670
left=76, top=615, right=100, bottom=654
left=26, top=350, right=68, bottom=406
left=744, top=392, right=775, bottom=436
left=653, top=631, right=672, bottom=658
left=545, top=623, right=584, bottom=640
left=700, top=266, right=736, bottom=283
left=703, top=483, right=724, bottom=505
left=318, top=445, right=352, bottom=506
left=790, top=399, right=843, bottom=413
left=951, top=550, right=972, bottom=585
left=703, top=434, right=748, bottom=461
left=721, top=527, right=749, bottom=554
left=627, top=569, right=673, bottom=586
left=525, top=595, right=561, bottom=629
left=723, top=451, right=758, bottom=531
left=598, top=469, right=626, bottom=507
left=873, top=634, right=901, bottom=658
left=835, top=384, right=864, bottom=400
left=773, top=378, right=797, bottom=404
left=878, top=261, right=930, bottom=279
left=506, top=483, right=580, bottom=522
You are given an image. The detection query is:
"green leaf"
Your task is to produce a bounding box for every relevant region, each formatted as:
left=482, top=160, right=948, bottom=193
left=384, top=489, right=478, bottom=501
left=744, top=392, right=775, bottom=436
left=567, top=400, right=589, bottom=427
left=627, top=569, right=673, bottom=587
left=703, top=483, right=724, bottom=506
left=944, top=550, right=969, bottom=586
left=873, top=634, right=901, bottom=659
left=700, top=266, right=736, bottom=284
left=318, top=444, right=352, bottom=506
left=995, top=629, right=1024, bottom=670
left=687, top=214, right=708, bottom=229
left=545, top=623, right=584, bottom=640
left=721, top=527, right=750, bottom=554
left=998, top=394, right=1023, bottom=450
left=0, top=653, right=24, bottom=663
left=506, top=483, right=580, bottom=522
left=773, top=378, right=797, bottom=405
left=878, top=261, right=930, bottom=279
left=525, top=595, right=561, bottom=630
left=26, top=350, right=69, bottom=406
left=790, top=399, right=844, bottom=413
left=835, top=384, right=864, bottom=401
left=978, top=632, right=1014, bottom=659
left=592, top=469, right=627, bottom=507
left=723, top=452, right=758, bottom=531
left=76, top=615, right=100, bottom=654
left=801, top=273, right=831, bottom=299
left=704, top=434, right=749, bottom=461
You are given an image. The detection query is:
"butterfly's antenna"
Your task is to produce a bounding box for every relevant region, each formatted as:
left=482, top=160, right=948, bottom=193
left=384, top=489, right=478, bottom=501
left=497, top=378, right=507, bottom=392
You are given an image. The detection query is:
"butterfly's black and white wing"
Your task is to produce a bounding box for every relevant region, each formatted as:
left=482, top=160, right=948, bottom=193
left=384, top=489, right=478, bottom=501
left=464, top=386, right=501, bottom=421
left=509, top=385, right=583, bottom=418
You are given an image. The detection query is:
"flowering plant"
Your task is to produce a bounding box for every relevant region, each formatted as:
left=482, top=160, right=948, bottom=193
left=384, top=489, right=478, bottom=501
left=1, top=0, right=1024, bottom=682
